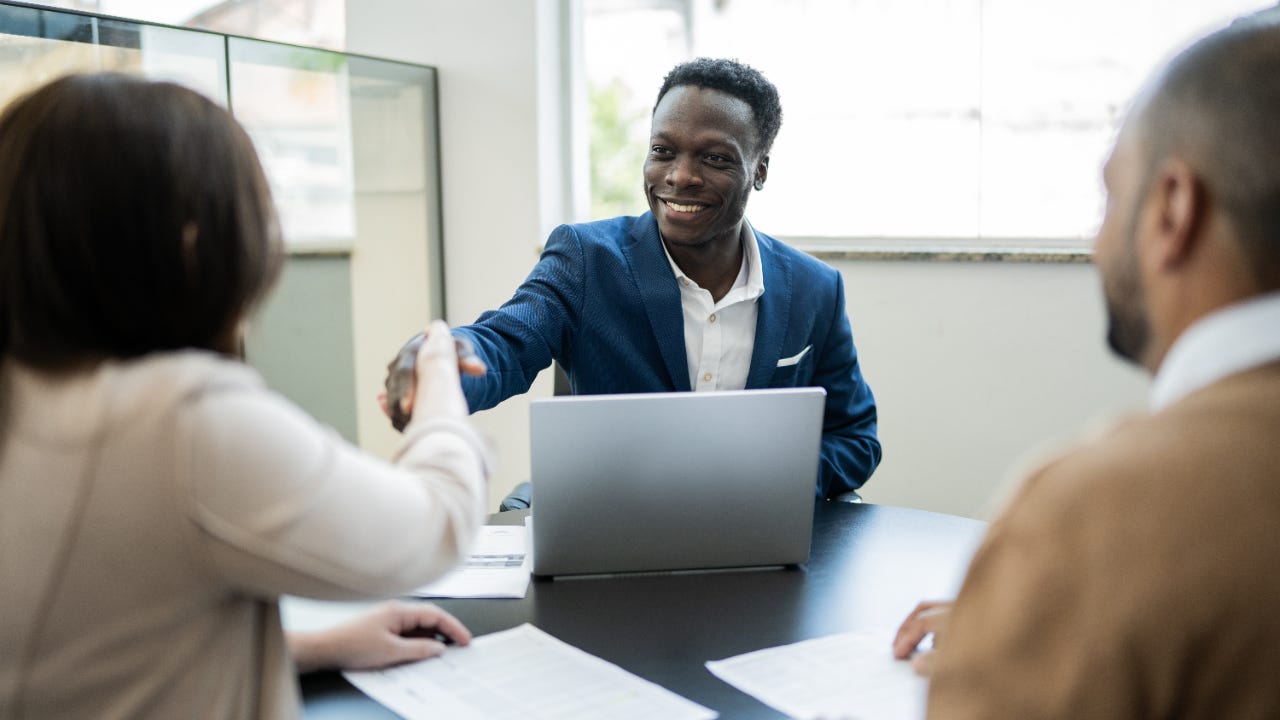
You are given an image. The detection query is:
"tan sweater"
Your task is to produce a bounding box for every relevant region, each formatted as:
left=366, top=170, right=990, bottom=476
left=0, top=351, right=487, bottom=719
left=928, top=362, right=1280, bottom=719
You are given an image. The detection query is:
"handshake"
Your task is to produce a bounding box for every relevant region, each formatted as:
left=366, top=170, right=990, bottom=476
left=381, top=322, right=486, bottom=431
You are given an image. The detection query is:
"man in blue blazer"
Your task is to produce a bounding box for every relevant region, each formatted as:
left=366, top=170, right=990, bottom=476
left=452, top=58, right=881, bottom=499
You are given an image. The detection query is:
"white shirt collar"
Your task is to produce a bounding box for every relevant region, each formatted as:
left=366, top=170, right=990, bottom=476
left=661, top=223, right=765, bottom=301
left=1150, top=291, right=1280, bottom=411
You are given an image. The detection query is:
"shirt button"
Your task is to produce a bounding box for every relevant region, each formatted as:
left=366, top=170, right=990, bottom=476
left=679, top=278, right=689, bottom=286
left=709, top=313, right=717, bottom=323
left=703, top=372, right=713, bottom=382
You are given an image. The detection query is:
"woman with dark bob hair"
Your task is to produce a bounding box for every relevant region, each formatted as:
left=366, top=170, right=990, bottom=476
left=0, top=73, right=487, bottom=719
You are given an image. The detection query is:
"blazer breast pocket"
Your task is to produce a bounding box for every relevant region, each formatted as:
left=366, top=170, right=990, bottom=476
left=771, top=345, right=813, bottom=386
left=776, top=345, right=811, bottom=368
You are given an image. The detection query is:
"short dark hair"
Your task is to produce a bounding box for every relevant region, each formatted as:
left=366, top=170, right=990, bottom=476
left=654, top=57, right=782, bottom=157
left=1137, top=13, right=1280, bottom=287
left=0, top=73, right=282, bottom=368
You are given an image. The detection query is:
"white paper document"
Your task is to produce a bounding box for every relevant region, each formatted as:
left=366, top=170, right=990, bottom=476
left=706, top=628, right=926, bottom=720
left=412, top=524, right=531, bottom=599
left=344, top=623, right=717, bottom=720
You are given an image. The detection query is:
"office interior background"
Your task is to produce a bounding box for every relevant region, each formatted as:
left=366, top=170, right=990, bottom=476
left=4, top=0, right=1271, bottom=519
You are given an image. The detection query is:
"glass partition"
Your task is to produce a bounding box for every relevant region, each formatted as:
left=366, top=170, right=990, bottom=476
left=0, top=4, right=226, bottom=105
left=0, top=1, right=444, bottom=458
left=229, top=38, right=357, bottom=250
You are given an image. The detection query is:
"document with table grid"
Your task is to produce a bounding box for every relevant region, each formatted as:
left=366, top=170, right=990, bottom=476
left=706, top=628, right=926, bottom=720
left=344, top=623, right=716, bottom=720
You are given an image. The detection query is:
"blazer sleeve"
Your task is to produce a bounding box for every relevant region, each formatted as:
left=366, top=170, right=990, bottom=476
left=179, top=383, right=488, bottom=600
left=812, top=271, right=882, bottom=497
left=455, top=224, right=586, bottom=412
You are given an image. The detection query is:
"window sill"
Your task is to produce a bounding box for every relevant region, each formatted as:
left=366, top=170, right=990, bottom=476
left=285, top=243, right=354, bottom=257
left=783, top=237, right=1093, bottom=264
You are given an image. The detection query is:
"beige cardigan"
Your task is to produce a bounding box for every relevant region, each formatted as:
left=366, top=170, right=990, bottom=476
left=0, top=351, right=487, bottom=719
left=928, top=362, right=1280, bottom=719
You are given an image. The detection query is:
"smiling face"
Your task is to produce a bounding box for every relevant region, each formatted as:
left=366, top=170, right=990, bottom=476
left=643, top=85, right=768, bottom=252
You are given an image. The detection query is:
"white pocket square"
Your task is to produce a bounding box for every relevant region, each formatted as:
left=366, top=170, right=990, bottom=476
left=776, top=345, right=812, bottom=367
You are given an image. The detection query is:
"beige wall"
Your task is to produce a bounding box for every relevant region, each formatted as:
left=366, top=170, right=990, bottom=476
left=348, top=1, right=1152, bottom=519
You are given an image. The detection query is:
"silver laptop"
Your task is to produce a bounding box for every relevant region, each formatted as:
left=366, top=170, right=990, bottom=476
left=530, top=387, right=825, bottom=577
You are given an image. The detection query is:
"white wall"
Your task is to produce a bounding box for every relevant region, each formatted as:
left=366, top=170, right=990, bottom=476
left=349, top=2, right=1152, bottom=519
left=841, top=259, right=1149, bottom=518
left=347, top=0, right=557, bottom=510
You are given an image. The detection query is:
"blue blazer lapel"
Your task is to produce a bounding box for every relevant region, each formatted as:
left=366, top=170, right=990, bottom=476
left=746, top=232, right=792, bottom=388
left=622, top=213, right=691, bottom=391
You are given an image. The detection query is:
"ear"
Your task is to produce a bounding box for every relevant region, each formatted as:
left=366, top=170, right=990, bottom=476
left=1147, top=158, right=1204, bottom=270
left=753, top=155, right=770, bottom=191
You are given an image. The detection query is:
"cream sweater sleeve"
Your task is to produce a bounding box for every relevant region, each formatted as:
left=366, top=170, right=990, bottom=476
left=179, top=382, right=488, bottom=600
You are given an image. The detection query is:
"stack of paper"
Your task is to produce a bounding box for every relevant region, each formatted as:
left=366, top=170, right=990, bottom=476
left=412, top=524, right=531, bottom=599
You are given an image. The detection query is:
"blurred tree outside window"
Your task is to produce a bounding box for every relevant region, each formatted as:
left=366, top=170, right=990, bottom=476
left=590, top=78, right=649, bottom=219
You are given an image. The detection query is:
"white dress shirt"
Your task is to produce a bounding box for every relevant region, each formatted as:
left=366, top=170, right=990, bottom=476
left=1150, top=291, right=1280, bottom=410
left=662, top=225, right=766, bottom=391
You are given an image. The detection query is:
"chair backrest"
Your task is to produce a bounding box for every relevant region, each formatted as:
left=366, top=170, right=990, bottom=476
left=553, top=362, right=571, bottom=396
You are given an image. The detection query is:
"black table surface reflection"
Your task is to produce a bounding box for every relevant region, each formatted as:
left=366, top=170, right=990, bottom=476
left=302, top=501, right=985, bottom=719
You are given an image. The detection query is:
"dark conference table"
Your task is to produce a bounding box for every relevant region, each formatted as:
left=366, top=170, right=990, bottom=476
left=301, top=501, right=986, bottom=719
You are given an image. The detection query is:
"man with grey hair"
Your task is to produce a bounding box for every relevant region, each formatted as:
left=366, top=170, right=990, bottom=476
left=893, top=12, right=1280, bottom=718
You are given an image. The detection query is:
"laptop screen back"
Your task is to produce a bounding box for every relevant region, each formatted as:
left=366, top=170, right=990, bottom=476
left=530, top=388, right=824, bottom=577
